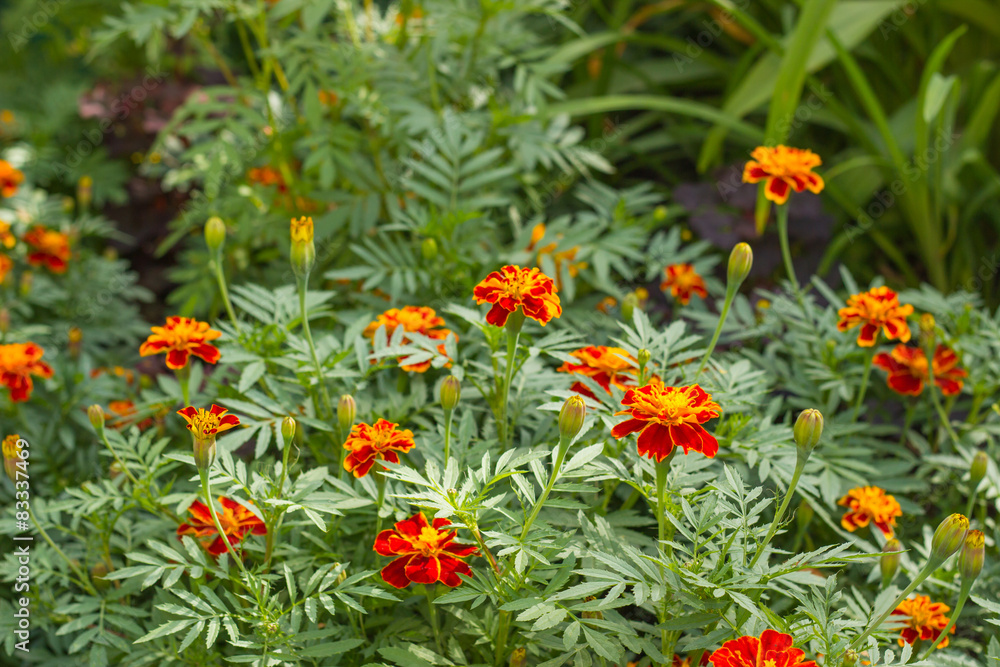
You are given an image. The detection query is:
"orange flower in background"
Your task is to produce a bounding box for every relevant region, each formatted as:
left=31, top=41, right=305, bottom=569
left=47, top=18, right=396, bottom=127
left=0, top=342, right=53, bottom=403
left=177, top=496, right=266, bottom=556
left=0, top=254, right=12, bottom=284
left=90, top=366, right=137, bottom=385
left=873, top=345, right=967, bottom=397
left=892, top=595, right=954, bottom=650
left=661, top=263, right=708, bottom=305
left=611, top=382, right=721, bottom=461
left=0, top=221, right=15, bottom=248
left=709, top=629, right=817, bottom=667
left=596, top=296, right=618, bottom=313
left=374, top=512, right=478, bottom=588
left=343, top=418, right=416, bottom=478
left=558, top=346, right=638, bottom=398
left=247, top=165, right=287, bottom=192
left=23, top=226, right=70, bottom=273
left=177, top=404, right=240, bottom=440
left=363, top=306, right=457, bottom=372
left=838, top=486, right=902, bottom=538
left=673, top=654, right=709, bottom=667
left=473, top=265, right=561, bottom=327
left=742, top=145, right=824, bottom=205
left=106, top=400, right=153, bottom=430
left=527, top=223, right=588, bottom=290
left=0, top=160, right=24, bottom=198
left=139, top=316, right=222, bottom=369
left=837, top=287, right=913, bottom=347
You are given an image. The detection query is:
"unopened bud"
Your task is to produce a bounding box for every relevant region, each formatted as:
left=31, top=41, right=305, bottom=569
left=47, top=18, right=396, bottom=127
left=421, top=237, right=438, bottom=260
left=509, top=647, right=527, bottom=667
left=77, top=176, right=93, bottom=211
left=580, top=596, right=603, bottom=619
left=653, top=206, right=668, bottom=222
left=88, top=405, right=105, bottom=431
left=68, top=326, right=82, bottom=359
left=559, top=395, right=586, bottom=440
left=727, top=242, right=753, bottom=288
left=637, top=348, right=651, bottom=368
left=20, top=270, right=32, bottom=296
left=440, top=376, right=460, bottom=412
left=841, top=650, right=859, bottom=666
left=91, top=562, right=110, bottom=591
left=958, top=530, right=985, bottom=581
left=880, top=538, right=902, bottom=588
left=109, top=461, right=124, bottom=480
left=281, top=416, right=296, bottom=442
left=192, top=435, right=216, bottom=471
left=290, top=216, right=316, bottom=279
left=205, top=216, right=226, bottom=252
left=621, top=292, right=639, bottom=322
left=919, top=313, right=936, bottom=347
left=3, top=435, right=23, bottom=482
left=931, top=513, right=969, bottom=561
left=793, top=409, right=823, bottom=458
left=970, top=451, right=988, bottom=490
left=338, top=395, right=356, bottom=434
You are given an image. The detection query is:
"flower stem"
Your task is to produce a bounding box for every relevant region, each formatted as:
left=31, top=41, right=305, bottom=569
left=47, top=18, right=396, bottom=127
left=776, top=204, right=798, bottom=292
left=425, top=584, right=444, bottom=654
left=496, top=312, right=524, bottom=450
left=852, top=344, right=877, bottom=421
left=29, top=512, right=98, bottom=596
left=520, top=433, right=572, bottom=541
left=443, top=409, right=454, bottom=464
left=694, top=285, right=736, bottom=378
left=494, top=610, right=512, bottom=666
left=211, top=256, right=242, bottom=335
left=654, top=452, right=676, bottom=667
left=199, top=469, right=250, bottom=578
left=921, top=580, right=971, bottom=658
left=749, top=458, right=806, bottom=568
left=298, top=280, right=334, bottom=422
left=98, top=427, right=140, bottom=487
left=176, top=366, right=191, bottom=407
left=847, top=558, right=939, bottom=653
left=374, top=471, right=387, bottom=536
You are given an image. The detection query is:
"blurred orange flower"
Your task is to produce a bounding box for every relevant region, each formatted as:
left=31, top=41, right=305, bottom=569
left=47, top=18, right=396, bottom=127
left=0, top=342, right=53, bottom=403
left=661, top=263, right=707, bottom=305
left=558, top=346, right=638, bottom=398
left=374, top=512, right=477, bottom=588
left=139, top=316, right=222, bottom=369
left=838, top=486, right=902, bottom=538
left=107, top=400, right=153, bottom=430
left=892, top=595, right=954, bottom=649
left=742, top=145, right=824, bottom=205
left=0, top=221, right=15, bottom=248
left=473, top=265, right=561, bottom=327
left=177, top=496, right=266, bottom=556
left=247, top=165, right=287, bottom=192
left=0, top=160, right=23, bottom=198
left=343, top=418, right=415, bottom=478
left=709, top=629, right=817, bottom=667
left=0, top=254, right=11, bottom=284
left=363, top=306, right=456, bottom=372
left=837, top=287, right=913, bottom=347
left=23, top=226, right=70, bottom=273
left=873, top=345, right=966, bottom=396
left=611, top=382, right=721, bottom=461
left=528, top=223, right=587, bottom=290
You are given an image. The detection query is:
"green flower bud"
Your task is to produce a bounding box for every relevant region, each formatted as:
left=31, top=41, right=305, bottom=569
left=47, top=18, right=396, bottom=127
left=88, top=404, right=105, bottom=431
left=637, top=348, right=651, bottom=368
left=727, top=242, right=753, bottom=288
left=192, top=434, right=217, bottom=472
left=793, top=409, right=823, bottom=458
left=653, top=206, right=668, bottom=222
left=440, top=376, right=461, bottom=412
left=421, top=237, right=438, bottom=260
left=509, top=647, right=527, bottom=667
left=621, top=293, right=639, bottom=322
left=841, top=650, right=859, bottom=666
left=559, top=395, right=587, bottom=440
left=338, top=395, right=356, bottom=434
left=930, top=513, right=969, bottom=562
left=958, top=530, right=985, bottom=581
left=281, top=416, right=296, bottom=442
left=290, top=217, right=316, bottom=279
left=91, top=562, right=111, bottom=591
left=880, top=538, right=902, bottom=588
left=205, top=216, right=226, bottom=253
left=970, top=451, right=988, bottom=490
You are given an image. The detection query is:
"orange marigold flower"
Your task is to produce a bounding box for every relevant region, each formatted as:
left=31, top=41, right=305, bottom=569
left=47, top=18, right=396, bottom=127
left=0, top=254, right=12, bottom=284
left=107, top=400, right=153, bottom=430
left=837, top=287, right=913, bottom=347
left=873, top=345, right=966, bottom=397
left=0, top=160, right=24, bottom=198
left=596, top=296, right=618, bottom=313
left=363, top=306, right=457, bottom=372
left=528, top=224, right=587, bottom=289
left=247, top=165, right=287, bottom=192
left=177, top=404, right=240, bottom=440
left=139, top=316, right=222, bottom=369
left=177, top=496, right=266, bottom=556
left=374, top=512, right=477, bottom=588
left=558, top=346, right=639, bottom=398
left=0, top=342, right=53, bottom=403
left=343, top=418, right=415, bottom=478
left=22, top=226, right=70, bottom=274
left=90, top=366, right=137, bottom=385
left=709, top=629, right=817, bottom=667
left=290, top=215, right=314, bottom=243
left=0, top=220, right=15, bottom=248
left=473, top=265, right=561, bottom=327
left=838, top=486, right=903, bottom=538
left=742, top=145, right=824, bottom=206
left=611, top=382, right=721, bottom=461
left=660, top=263, right=708, bottom=306
left=891, top=595, right=954, bottom=650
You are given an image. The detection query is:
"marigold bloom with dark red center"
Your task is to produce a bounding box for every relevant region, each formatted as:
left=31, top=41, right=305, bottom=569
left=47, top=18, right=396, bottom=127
left=838, top=486, right=902, bottom=538
left=343, top=418, right=416, bottom=478
left=0, top=254, right=12, bottom=284
left=473, top=265, right=562, bottom=327
left=0, top=221, right=15, bottom=248
left=22, top=226, right=70, bottom=274
left=611, top=382, right=721, bottom=461
left=0, top=160, right=24, bottom=198
left=837, top=287, right=913, bottom=347
left=363, top=306, right=457, bottom=372
left=177, top=404, right=240, bottom=440
left=139, top=316, right=222, bottom=369
left=374, top=512, right=478, bottom=588
left=107, top=400, right=153, bottom=430
left=660, top=263, right=708, bottom=306
left=891, top=595, right=954, bottom=650
left=708, top=629, right=817, bottom=667
left=742, top=145, right=824, bottom=206
left=177, top=496, right=266, bottom=556
left=873, top=344, right=966, bottom=397
left=558, top=346, right=639, bottom=398
left=0, top=342, right=53, bottom=403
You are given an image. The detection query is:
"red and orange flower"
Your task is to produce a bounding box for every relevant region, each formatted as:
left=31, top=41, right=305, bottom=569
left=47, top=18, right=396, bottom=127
left=0, top=220, right=15, bottom=248
left=374, top=512, right=478, bottom=588
left=838, top=486, right=903, bottom=538
left=0, top=342, right=53, bottom=403
left=247, top=165, right=287, bottom=192
left=343, top=418, right=416, bottom=478
left=873, top=345, right=966, bottom=397
left=23, top=226, right=70, bottom=274
left=363, top=306, right=457, bottom=372
left=611, top=382, right=721, bottom=462
left=139, top=316, right=222, bottom=369
left=709, top=629, right=817, bottom=667
left=0, top=160, right=24, bottom=198
left=527, top=223, right=587, bottom=290
left=0, top=254, right=12, bottom=284
left=661, top=264, right=708, bottom=306
left=473, top=265, right=561, bottom=327
left=177, top=496, right=266, bottom=556
left=557, top=346, right=639, bottom=398
left=837, top=287, right=913, bottom=347
left=177, top=404, right=240, bottom=440
left=891, top=595, right=954, bottom=650
left=742, top=146, right=824, bottom=206
left=106, top=400, right=154, bottom=430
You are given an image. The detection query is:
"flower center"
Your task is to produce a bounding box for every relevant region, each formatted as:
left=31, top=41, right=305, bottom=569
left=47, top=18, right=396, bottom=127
left=412, top=526, right=444, bottom=555
left=189, top=412, right=222, bottom=439
left=656, top=391, right=696, bottom=426
left=909, top=354, right=929, bottom=379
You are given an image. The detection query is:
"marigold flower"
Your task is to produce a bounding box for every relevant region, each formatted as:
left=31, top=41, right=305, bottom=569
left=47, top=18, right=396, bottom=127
left=611, top=382, right=721, bottom=462
left=0, top=221, right=15, bottom=248
left=290, top=215, right=314, bottom=243
left=837, top=287, right=913, bottom=347
left=708, top=629, right=817, bottom=667
left=891, top=595, right=954, bottom=650
left=0, top=254, right=12, bottom=284
left=528, top=224, right=588, bottom=289
left=177, top=496, right=266, bottom=556
left=343, top=418, right=415, bottom=478
left=473, top=265, right=562, bottom=327
left=22, top=226, right=70, bottom=273
left=0, top=160, right=24, bottom=198
left=3, top=434, right=23, bottom=482
left=363, top=306, right=457, bottom=372
left=177, top=404, right=240, bottom=470
left=107, top=400, right=153, bottom=430
left=374, top=512, right=478, bottom=588
left=837, top=486, right=903, bottom=538
left=872, top=344, right=966, bottom=396
left=139, top=316, right=222, bottom=369
left=742, top=145, right=824, bottom=205
left=558, top=346, right=639, bottom=398
left=660, top=263, right=708, bottom=306
left=0, top=342, right=53, bottom=403
left=247, top=165, right=287, bottom=192
left=596, top=296, right=618, bottom=313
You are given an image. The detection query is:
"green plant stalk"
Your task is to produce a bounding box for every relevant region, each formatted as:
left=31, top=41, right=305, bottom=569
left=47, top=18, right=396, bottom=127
left=847, top=558, right=941, bottom=653
left=97, top=426, right=140, bottom=487
left=29, top=512, right=98, bottom=596
left=443, top=408, right=454, bottom=463
left=494, top=610, right=512, bottom=666
left=852, top=343, right=878, bottom=421
left=496, top=311, right=524, bottom=450
left=211, top=255, right=242, bottom=335
left=965, top=482, right=980, bottom=519
left=776, top=205, right=799, bottom=293
left=928, top=384, right=962, bottom=450
left=654, top=452, right=677, bottom=666
left=298, top=279, right=334, bottom=423
left=265, top=431, right=295, bottom=571
left=199, top=469, right=250, bottom=578
left=425, top=584, right=444, bottom=654
left=520, top=433, right=572, bottom=541
left=749, top=457, right=806, bottom=569
left=921, top=579, right=971, bottom=658
left=694, top=284, right=736, bottom=378
left=176, top=365, right=191, bottom=407
left=374, top=471, right=387, bottom=536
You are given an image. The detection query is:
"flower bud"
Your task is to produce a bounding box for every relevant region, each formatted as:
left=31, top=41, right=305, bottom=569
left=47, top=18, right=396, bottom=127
left=621, top=292, right=639, bottom=322
left=109, top=461, right=124, bottom=480
left=970, top=451, right=988, bottom=490
left=338, top=394, right=356, bottom=434
left=637, top=348, right=651, bottom=368
left=653, top=206, right=668, bottom=221
left=205, top=216, right=226, bottom=253
left=68, top=326, right=82, bottom=359
left=880, top=538, right=902, bottom=588
left=727, top=242, right=753, bottom=288
left=3, top=435, right=23, bottom=482
left=88, top=404, right=105, bottom=431
left=290, top=216, right=316, bottom=279
left=440, top=376, right=460, bottom=412
left=77, top=175, right=93, bottom=211
left=91, top=562, right=110, bottom=591
left=559, top=395, right=586, bottom=440
left=793, top=409, right=823, bottom=458
left=581, top=596, right=603, bottom=620
left=281, top=416, right=296, bottom=442
left=192, top=435, right=216, bottom=472
left=958, top=530, right=985, bottom=581
left=930, top=513, right=969, bottom=561
left=421, top=237, right=438, bottom=260
left=509, top=647, right=527, bottom=667
left=841, top=650, right=859, bottom=666
left=20, top=270, right=32, bottom=296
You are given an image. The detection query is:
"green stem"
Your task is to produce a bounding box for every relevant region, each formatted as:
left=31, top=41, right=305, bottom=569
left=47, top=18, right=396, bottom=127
left=899, top=400, right=915, bottom=446
left=927, top=376, right=961, bottom=450
left=176, top=366, right=191, bottom=407
left=374, top=472, right=387, bottom=536
left=426, top=584, right=443, bottom=654
left=749, top=458, right=806, bottom=568
left=199, top=469, right=250, bottom=577
left=97, top=427, right=140, bottom=487
left=29, top=512, right=98, bottom=596
left=852, top=345, right=877, bottom=421
left=847, top=558, right=940, bottom=652
left=298, top=279, right=334, bottom=421
left=776, top=204, right=799, bottom=292
left=694, top=286, right=736, bottom=378
left=654, top=452, right=676, bottom=666
left=497, top=312, right=524, bottom=450
left=443, top=409, right=454, bottom=464
left=921, top=581, right=970, bottom=658
left=494, top=610, right=511, bottom=666
left=211, top=256, right=242, bottom=335
left=520, top=434, right=572, bottom=541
